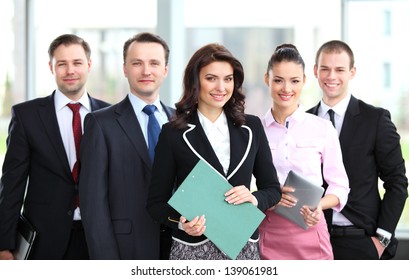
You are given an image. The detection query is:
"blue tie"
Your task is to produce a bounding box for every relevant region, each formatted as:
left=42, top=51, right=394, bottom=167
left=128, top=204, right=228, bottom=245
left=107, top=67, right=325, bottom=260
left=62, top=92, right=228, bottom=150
left=143, top=105, right=161, bottom=163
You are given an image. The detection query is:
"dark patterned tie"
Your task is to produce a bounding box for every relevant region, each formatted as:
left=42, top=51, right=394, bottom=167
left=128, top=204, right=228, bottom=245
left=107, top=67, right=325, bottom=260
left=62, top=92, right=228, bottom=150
left=143, top=105, right=160, bottom=163
left=67, top=103, right=82, bottom=207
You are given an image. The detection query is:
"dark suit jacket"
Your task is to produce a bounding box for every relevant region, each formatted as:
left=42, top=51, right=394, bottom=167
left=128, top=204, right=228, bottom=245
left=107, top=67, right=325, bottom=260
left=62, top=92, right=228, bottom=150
left=0, top=92, right=110, bottom=259
left=308, top=95, right=408, bottom=258
left=147, top=112, right=282, bottom=244
left=78, top=95, right=174, bottom=260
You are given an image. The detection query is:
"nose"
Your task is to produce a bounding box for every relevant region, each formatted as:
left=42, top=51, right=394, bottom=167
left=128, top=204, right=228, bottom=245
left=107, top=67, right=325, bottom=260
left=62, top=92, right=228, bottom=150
left=142, top=63, right=151, bottom=76
left=215, top=80, right=226, bottom=92
left=327, top=69, right=336, bottom=79
left=66, top=63, right=75, bottom=74
left=283, top=82, right=292, bottom=93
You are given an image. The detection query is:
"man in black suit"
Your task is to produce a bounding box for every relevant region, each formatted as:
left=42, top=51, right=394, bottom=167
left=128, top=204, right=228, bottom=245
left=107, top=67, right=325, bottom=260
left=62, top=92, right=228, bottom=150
left=308, top=40, right=408, bottom=259
left=79, top=32, right=174, bottom=260
left=0, top=34, right=110, bottom=259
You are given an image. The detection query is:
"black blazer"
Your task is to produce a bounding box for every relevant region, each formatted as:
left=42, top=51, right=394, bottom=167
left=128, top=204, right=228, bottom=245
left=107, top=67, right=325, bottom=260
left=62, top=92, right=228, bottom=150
left=0, top=92, right=110, bottom=259
left=308, top=95, right=408, bottom=256
left=147, top=112, right=281, bottom=244
left=79, top=96, right=174, bottom=260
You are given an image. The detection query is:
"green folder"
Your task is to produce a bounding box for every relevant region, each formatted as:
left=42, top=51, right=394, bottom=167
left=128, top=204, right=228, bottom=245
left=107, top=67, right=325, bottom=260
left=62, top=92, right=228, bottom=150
left=168, top=160, right=266, bottom=259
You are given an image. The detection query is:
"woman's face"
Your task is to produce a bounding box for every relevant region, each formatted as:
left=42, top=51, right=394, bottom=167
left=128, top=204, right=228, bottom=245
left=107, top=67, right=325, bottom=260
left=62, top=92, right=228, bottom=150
left=197, top=61, right=234, bottom=117
left=264, top=61, right=305, bottom=111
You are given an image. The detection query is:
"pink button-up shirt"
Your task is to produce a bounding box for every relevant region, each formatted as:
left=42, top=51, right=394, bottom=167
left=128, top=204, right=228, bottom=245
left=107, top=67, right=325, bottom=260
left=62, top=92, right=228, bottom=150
left=261, top=106, right=349, bottom=212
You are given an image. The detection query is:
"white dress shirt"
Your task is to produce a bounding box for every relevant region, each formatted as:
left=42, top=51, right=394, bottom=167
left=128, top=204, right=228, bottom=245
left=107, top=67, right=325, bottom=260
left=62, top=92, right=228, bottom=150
left=197, top=110, right=230, bottom=175
left=128, top=93, right=168, bottom=148
left=55, top=90, right=91, bottom=220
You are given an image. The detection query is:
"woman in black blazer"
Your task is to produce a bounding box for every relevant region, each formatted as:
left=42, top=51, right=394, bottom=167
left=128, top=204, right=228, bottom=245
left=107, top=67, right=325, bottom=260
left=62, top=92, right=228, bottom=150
left=147, top=43, right=281, bottom=260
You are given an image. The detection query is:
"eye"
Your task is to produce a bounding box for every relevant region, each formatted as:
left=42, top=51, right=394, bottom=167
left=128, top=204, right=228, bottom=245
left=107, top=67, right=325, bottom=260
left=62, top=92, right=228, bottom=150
left=225, top=76, right=233, bottom=82
left=205, top=76, right=216, bottom=81
left=273, top=79, right=282, bottom=84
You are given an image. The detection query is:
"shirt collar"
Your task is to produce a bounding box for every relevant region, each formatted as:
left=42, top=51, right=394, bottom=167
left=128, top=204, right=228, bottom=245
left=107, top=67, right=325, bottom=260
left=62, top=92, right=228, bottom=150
left=54, top=89, right=91, bottom=112
left=320, top=93, right=351, bottom=117
left=128, top=93, right=163, bottom=113
left=263, top=104, right=305, bottom=128
left=197, top=110, right=229, bottom=137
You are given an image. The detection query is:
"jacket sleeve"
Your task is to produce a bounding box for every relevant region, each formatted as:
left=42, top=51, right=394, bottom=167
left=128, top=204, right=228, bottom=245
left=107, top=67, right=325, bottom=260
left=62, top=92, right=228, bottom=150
left=375, top=109, right=408, bottom=234
left=0, top=106, right=30, bottom=251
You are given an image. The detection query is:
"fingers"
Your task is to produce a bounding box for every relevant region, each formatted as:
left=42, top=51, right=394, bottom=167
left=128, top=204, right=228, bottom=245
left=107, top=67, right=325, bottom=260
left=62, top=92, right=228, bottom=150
left=278, top=186, right=297, bottom=208
left=224, top=185, right=256, bottom=205
left=300, top=206, right=321, bottom=227
left=180, top=215, right=206, bottom=236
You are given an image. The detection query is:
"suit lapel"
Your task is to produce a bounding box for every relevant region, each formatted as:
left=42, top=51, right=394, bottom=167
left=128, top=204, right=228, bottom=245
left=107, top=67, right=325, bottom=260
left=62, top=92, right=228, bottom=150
left=160, top=101, right=175, bottom=120
left=226, top=120, right=249, bottom=178
left=89, top=94, right=105, bottom=111
left=184, top=113, right=225, bottom=175
left=184, top=112, right=250, bottom=178
left=115, top=97, right=151, bottom=168
left=37, top=93, right=72, bottom=179
left=339, top=96, right=360, bottom=148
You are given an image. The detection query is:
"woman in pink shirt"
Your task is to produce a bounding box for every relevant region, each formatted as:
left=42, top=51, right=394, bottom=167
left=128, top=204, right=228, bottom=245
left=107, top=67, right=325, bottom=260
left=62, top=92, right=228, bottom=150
left=258, top=44, right=349, bottom=260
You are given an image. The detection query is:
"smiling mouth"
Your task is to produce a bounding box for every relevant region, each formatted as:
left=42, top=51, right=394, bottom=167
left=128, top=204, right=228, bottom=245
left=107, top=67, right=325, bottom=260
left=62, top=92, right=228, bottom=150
left=325, top=82, right=339, bottom=88
left=279, top=94, right=293, bottom=100
left=210, top=93, right=226, bottom=101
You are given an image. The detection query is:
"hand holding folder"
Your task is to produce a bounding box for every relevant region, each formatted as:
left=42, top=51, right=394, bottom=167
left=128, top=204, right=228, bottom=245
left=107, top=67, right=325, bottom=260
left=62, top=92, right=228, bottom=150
left=168, top=160, right=265, bottom=260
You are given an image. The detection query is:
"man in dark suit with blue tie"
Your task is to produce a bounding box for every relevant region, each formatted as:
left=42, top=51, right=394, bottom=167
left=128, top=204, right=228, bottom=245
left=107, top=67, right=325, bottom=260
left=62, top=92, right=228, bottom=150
left=79, top=32, right=175, bottom=259
left=0, top=34, right=110, bottom=259
left=308, top=40, right=408, bottom=259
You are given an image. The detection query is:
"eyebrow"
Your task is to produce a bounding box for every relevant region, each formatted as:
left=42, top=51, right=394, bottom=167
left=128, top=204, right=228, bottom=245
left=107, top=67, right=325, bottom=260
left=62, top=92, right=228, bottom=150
left=204, top=73, right=234, bottom=78
left=273, top=75, right=302, bottom=79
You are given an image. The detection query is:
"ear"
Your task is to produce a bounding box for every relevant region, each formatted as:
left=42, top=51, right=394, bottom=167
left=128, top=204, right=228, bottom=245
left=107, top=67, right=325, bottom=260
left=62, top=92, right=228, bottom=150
left=313, top=64, right=318, bottom=78
left=87, top=59, right=92, bottom=72
left=350, top=66, right=356, bottom=79
left=163, top=64, right=169, bottom=78
left=49, top=61, right=54, bottom=74
left=123, top=63, right=127, bottom=78
left=264, top=73, right=270, bottom=86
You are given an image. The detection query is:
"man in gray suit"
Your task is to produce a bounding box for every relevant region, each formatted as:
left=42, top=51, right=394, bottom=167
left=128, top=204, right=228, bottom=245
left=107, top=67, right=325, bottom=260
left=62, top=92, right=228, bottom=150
left=0, top=34, right=110, bottom=259
left=79, top=32, right=174, bottom=259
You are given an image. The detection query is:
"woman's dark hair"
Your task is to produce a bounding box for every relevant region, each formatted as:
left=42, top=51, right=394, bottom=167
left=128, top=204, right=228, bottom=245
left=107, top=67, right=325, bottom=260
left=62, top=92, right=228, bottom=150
left=172, top=43, right=246, bottom=129
left=266, top=43, right=305, bottom=75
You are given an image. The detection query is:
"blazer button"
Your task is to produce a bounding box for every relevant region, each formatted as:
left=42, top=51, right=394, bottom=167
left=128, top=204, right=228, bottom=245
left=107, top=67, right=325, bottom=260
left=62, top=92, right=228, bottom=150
left=67, top=210, right=73, bottom=216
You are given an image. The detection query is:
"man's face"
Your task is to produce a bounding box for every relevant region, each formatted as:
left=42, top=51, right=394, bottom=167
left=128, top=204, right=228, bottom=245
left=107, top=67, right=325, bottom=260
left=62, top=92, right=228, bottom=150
left=123, top=42, right=168, bottom=102
left=49, top=44, right=91, bottom=100
left=314, top=50, right=356, bottom=105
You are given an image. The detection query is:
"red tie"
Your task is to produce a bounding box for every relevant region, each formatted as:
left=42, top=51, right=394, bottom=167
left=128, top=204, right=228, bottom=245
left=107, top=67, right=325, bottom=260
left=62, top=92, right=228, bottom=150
left=67, top=103, right=82, bottom=207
